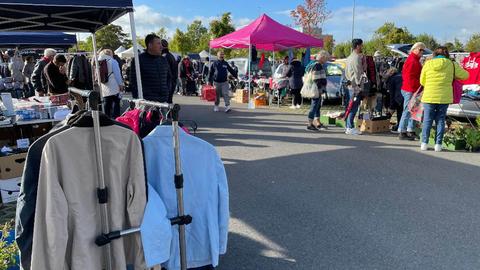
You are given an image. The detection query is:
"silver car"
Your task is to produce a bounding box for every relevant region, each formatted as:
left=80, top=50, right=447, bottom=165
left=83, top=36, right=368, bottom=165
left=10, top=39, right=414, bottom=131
left=323, top=62, right=344, bottom=101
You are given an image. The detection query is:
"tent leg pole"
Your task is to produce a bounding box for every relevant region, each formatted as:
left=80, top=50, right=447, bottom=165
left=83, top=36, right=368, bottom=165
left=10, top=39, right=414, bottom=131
left=91, top=33, right=103, bottom=112
left=130, top=11, right=143, bottom=100
left=248, top=44, right=252, bottom=109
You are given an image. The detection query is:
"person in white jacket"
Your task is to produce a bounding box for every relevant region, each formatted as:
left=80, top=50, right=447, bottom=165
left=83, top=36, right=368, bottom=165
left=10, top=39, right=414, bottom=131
left=99, top=49, right=124, bottom=118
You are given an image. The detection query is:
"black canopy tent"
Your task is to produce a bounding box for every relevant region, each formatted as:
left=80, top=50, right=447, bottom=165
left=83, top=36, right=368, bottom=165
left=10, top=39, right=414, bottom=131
left=0, top=0, right=145, bottom=98
left=0, top=2, right=145, bottom=270
left=0, top=32, right=76, bottom=49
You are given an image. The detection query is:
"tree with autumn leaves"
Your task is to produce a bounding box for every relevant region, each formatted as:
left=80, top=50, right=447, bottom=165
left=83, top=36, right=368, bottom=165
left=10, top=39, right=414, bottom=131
left=291, top=0, right=331, bottom=36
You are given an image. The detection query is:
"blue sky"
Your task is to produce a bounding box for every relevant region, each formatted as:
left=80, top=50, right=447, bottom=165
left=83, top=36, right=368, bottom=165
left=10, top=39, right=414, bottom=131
left=112, top=0, right=479, bottom=43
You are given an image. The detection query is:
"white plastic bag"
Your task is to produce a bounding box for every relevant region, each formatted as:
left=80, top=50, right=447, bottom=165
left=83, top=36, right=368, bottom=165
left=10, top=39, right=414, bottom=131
left=300, top=71, right=319, bottom=99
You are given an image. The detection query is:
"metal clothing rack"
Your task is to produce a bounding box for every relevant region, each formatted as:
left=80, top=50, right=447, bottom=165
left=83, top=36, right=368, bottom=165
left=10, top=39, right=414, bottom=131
left=68, top=87, right=100, bottom=111
left=94, top=99, right=192, bottom=270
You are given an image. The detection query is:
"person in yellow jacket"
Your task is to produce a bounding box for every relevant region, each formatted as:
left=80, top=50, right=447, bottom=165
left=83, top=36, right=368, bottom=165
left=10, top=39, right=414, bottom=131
left=419, top=47, right=469, bottom=152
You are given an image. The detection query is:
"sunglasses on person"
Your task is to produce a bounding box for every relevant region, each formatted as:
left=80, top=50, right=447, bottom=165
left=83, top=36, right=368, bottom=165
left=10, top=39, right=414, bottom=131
left=419, top=49, right=425, bottom=52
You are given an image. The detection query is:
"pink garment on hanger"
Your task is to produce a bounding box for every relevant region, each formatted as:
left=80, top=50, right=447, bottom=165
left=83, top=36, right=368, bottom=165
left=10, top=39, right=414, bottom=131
left=116, top=109, right=141, bottom=134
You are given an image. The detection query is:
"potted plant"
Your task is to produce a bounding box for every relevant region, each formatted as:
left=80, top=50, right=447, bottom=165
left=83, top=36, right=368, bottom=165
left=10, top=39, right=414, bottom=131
left=465, top=128, right=480, bottom=152
left=443, top=126, right=467, bottom=151
left=0, top=220, right=18, bottom=270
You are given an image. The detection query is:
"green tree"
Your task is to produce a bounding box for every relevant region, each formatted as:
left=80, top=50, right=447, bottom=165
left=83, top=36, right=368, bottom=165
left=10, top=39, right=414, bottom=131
left=444, top=42, right=455, bottom=52
left=323, top=35, right=334, bottom=54
left=170, top=29, right=192, bottom=55
left=77, top=40, right=92, bottom=52
left=454, top=38, right=464, bottom=52
left=466, top=34, right=480, bottom=52
left=209, top=12, right=236, bottom=38
left=415, top=33, right=439, bottom=50
left=91, top=24, right=130, bottom=50
left=333, top=42, right=351, bottom=58
left=156, top=27, right=169, bottom=40
left=186, top=20, right=210, bottom=52
left=209, top=13, right=236, bottom=57
left=374, top=22, right=415, bottom=44
left=372, top=22, right=415, bottom=55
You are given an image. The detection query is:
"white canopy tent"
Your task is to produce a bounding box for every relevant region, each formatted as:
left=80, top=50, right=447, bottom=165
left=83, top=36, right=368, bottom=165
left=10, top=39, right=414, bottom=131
left=114, top=45, right=126, bottom=54
left=118, top=44, right=144, bottom=59
left=199, top=50, right=217, bottom=60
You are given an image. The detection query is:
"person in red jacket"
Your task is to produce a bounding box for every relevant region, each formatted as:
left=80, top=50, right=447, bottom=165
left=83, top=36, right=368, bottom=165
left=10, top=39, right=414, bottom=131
left=398, top=42, right=426, bottom=140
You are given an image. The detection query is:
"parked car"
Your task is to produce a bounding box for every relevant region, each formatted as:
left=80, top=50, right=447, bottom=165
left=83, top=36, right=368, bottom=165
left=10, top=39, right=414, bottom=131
left=323, top=62, right=344, bottom=101
left=447, top=97, right=480, bottom=119
left=387, top=44, right=433, bottom=58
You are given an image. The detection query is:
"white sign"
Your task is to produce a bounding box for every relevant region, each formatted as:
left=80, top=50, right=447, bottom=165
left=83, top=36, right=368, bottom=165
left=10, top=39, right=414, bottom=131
left=17, top=138, right=30, bottom=149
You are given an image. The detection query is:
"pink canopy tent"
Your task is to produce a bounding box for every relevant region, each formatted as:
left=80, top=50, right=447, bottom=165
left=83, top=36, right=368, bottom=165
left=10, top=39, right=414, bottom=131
left=209, top=14, right=324, bottom=108
left=209, top=14, right=324, bottom=51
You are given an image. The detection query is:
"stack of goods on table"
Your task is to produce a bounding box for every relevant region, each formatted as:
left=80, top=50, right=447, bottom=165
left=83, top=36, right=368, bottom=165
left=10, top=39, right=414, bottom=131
left=4, top=96, right=71, bottom=122
left=234, top=89, right=249, bottom=104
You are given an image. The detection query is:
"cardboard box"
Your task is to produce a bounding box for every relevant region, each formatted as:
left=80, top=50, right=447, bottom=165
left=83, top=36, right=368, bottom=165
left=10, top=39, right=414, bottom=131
left=0, top=177, right=21, bottom=203
left=0, top=152, right=27, bottom=179
left=357, top=119, right=391, bottom=133
left=234, top=89, right=249, bottom=104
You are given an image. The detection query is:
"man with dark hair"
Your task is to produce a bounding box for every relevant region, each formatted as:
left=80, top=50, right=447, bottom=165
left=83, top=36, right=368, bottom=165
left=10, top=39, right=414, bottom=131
left=344, top=38, right=366, bottom=135
left=44, top=54, right=69, bottom=95
left=208, top=51, right=237, bottom=113
left=161, top=39, right=178, bottom=103
left=129, top=33, right=171, bottom=102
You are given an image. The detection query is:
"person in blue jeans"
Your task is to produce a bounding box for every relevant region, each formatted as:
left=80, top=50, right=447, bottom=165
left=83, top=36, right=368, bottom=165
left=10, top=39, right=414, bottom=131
left=419, top=46, right=469, bottom=151
left=421, top=104, right=448, bottom=149
left=306, top=51, right=329, bottom=131
left=344, top=38, right=366, bottom=135
left=345, top=89, right=362, bottom=131
left=398, top=42, right=426, bottom=140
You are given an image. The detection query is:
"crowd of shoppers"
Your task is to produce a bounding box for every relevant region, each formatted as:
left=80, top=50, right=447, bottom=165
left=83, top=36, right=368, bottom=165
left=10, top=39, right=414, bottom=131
left=0, top=33, right=471, bottom=153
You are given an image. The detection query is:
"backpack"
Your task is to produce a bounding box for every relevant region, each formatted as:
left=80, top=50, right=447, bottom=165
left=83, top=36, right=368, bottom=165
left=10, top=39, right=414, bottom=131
left=99, top=59, right=112, bottom=83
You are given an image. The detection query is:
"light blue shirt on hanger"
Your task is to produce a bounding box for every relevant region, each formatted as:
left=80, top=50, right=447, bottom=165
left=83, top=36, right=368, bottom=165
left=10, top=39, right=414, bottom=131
left=143, top=125, right=229, bottom=270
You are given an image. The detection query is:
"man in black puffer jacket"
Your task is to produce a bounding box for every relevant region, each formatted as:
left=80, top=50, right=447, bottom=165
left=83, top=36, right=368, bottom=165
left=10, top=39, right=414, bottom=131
left=129, top=33, right=171, bottom=102
left=161, top=39, right=178, bottom=103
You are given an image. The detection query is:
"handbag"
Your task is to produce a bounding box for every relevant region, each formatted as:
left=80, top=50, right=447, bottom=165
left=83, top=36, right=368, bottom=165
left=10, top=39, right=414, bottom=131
left=451, top=61, right=463, bottom=104
left=300, top=70, right=319, bottom=99
left=408, top=86, right=424, bottom=122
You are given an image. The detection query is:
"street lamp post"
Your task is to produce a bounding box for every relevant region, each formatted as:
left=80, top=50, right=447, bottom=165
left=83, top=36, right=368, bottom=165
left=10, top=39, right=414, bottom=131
left=351, top=0, right=356, bottom=41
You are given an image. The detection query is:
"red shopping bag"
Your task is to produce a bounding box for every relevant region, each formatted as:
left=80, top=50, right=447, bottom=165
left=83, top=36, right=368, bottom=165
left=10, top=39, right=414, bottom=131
left=408, top=86, right=424, bottom=122
left=201, top=85, right=216, bottom=102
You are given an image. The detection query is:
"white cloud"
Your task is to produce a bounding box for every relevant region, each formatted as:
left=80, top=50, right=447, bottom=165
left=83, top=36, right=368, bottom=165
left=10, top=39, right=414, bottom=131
left=274, top=10, right=293, bottom=16
left=235, top=18, right=254, bottom=28
left=323, top=0, right=480, bottom=44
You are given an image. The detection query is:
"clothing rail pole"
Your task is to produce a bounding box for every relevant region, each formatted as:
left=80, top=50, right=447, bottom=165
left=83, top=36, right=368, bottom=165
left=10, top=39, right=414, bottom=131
left=91, top=33, right=103, bottom=108
left=171, top=104, right=188, bottom=270
left=129, top=11, right=144, bottom=99
left=92, top=110, right=112, bottom=270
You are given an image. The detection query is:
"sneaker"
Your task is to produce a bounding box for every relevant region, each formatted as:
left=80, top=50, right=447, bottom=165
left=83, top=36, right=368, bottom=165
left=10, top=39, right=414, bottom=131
left=225, top=106, right=231, bottom=113
left=434, top=144, right=442, bottom=152
left=420, top=143, right=428, bottom=151
left=317, top=124, right=328, bottom=131
left=307, top=125, right=319, bottom=131
left=345, top=128, right=362, bottom=135
left=289, top=105, right=297, bottom=109
left=407, top=131, right=417, bottom=140
left=399, top=132, right=415, bottom=141
left=296, top=105, right=301, bottom=109
left=214, top=106, right=219, bottom=112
